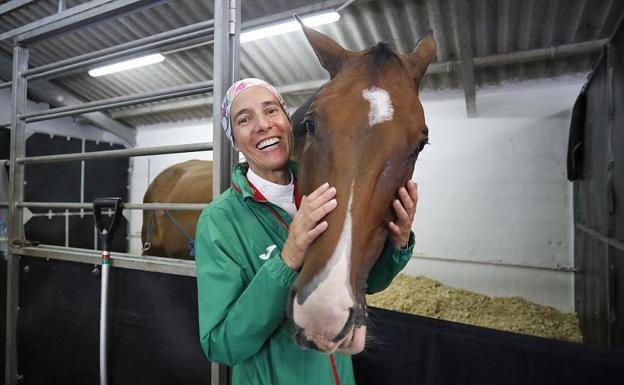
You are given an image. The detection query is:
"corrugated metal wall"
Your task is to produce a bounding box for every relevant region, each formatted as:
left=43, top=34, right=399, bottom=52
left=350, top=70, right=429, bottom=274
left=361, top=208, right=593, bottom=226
left=571, top=15, right=624, bottom=347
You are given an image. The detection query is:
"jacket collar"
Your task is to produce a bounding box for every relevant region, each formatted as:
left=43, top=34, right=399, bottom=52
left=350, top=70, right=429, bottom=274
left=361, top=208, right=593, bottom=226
left=231, top=161, right=301, bottom=207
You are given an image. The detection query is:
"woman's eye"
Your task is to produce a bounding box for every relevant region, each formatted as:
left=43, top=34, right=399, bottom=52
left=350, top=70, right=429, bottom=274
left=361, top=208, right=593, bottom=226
left=266, top=107, right=278, bottom=115
left=237, top=116, right=251, bottom=125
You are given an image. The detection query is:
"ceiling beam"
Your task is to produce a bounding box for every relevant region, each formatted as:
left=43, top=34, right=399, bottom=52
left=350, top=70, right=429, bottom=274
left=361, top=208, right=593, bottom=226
left=111, top=37, right=605, bottom=120
left=452, top=0, right=477, bottom=117
left=0, top=53, right=136, bottom=145
left=0, top=0, right=35, bottom=16
left=0, top=0, right=166, bottom=44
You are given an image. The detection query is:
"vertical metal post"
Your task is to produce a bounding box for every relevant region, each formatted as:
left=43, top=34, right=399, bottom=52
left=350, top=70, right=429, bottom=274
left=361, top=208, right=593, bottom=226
left=451, top=0, right=477, bottom=117
left=605, top=41, right=616, bottom=347
left=6, top=44, right=28, bottom=385
left=211, top=1, right=239, bottom=384
left=212, top=0, right=240, bottom=198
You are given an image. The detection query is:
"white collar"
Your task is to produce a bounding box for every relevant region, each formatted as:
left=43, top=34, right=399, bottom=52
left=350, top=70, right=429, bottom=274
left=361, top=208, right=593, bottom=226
left=246, top=167, right=294, bottom=201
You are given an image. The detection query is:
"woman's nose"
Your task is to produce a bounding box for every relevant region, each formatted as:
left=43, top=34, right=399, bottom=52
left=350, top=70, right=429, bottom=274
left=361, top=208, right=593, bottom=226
left=255, top=115, right=272, bottom=131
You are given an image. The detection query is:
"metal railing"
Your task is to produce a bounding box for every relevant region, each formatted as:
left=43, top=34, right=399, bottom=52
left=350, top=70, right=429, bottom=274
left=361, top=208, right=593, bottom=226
left=15, top=142, right=213, bottom=164
left=3, top=2, right=239, bottom=384
left=17, top=202, right=207, bottom=211
left=21, top=81, right=213, bottom=122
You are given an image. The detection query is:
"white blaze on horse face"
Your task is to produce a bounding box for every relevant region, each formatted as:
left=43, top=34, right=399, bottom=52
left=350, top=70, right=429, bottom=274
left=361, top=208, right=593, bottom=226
left=293, top=184, right=356, bottom=349
left=362, top=87, right=394, bottom=127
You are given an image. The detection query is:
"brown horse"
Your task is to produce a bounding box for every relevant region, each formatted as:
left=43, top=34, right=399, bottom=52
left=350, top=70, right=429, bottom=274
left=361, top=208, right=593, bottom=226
left=141, top=159, right=212, bottom=259
left=287, top=23, right=436, bottom=354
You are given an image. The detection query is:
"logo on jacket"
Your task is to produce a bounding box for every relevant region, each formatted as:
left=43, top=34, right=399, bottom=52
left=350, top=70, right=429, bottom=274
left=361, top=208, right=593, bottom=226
left=259, top=244, right=277, bottom=260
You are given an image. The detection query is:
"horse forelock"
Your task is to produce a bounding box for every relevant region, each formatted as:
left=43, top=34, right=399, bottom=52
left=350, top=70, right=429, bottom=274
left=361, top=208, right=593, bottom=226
left=369, top=42, right=400, bottom=70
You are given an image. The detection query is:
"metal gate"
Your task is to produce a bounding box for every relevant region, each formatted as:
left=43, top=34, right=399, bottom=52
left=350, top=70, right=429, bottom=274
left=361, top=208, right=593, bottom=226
left=2, top=1, right=240, bottom=384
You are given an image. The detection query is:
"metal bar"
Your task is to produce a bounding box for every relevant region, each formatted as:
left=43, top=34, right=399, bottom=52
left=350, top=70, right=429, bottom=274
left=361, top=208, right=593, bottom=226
left=20, top=81, right=213, bottom=122
left=0, top=81, right=12, bottom=90
left=15, top=0, right=167, bottom=43
left=212, top=0, right=238, bottom=199
left=17, top=202, right=207, bottom=210
left=16, top=142, right=212, bottom=164
left=80, top=139, right=85, bottom=204
left=0, top=0, right=35, bottom=16
left=473, top=39, right=608, bottom=68
left=6, top=44, right=28, bottom=385
left=576, top=224, right=624, bottom=253
left=30, top=211, right=93, bottom=218
left=452, top=0, right=477, bottom=117
left=64, top=210, right=69, bottom=247
left=26, top=20, right=215, bottom=81
left=336, top=0, right=357, bottom=12
left=411, top=253, right=576, bottom=273
left=210, top=3, right=238, bottom=383
left=58, top=0, right=67, bottom=13
left=0, top=0, right=113, bottom=42
left=12, top=244, right=197, bottom=276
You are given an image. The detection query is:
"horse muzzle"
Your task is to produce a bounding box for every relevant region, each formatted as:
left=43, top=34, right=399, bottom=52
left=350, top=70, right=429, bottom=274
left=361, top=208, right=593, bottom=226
left=288, top=284, right=366, bottom=354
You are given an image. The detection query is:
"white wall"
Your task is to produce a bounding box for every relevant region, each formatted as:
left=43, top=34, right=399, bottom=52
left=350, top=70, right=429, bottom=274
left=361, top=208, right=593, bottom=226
left=127, top=76, right=585, bottom=312
left=408, top=76, right=585, bottom=311
left=128, top=120, right=213, bottom=254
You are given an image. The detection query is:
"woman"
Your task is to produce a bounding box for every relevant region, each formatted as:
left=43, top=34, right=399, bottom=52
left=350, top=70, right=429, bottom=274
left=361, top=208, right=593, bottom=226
left=195, top=78, right=418, bottom=385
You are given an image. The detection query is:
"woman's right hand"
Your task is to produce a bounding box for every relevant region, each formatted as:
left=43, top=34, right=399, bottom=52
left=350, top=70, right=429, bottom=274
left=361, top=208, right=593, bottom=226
left=281, top=183, right=337, bottom=271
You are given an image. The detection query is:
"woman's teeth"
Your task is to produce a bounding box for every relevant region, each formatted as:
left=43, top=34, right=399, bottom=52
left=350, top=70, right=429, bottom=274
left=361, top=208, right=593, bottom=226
left=257, top=137, right=280, bottom=150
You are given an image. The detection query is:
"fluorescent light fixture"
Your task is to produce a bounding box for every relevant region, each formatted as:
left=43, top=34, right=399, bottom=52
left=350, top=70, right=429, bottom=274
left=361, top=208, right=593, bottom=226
left=241, top=11, right=341, bottom=43
left=88, top=53, right=165, bottom=77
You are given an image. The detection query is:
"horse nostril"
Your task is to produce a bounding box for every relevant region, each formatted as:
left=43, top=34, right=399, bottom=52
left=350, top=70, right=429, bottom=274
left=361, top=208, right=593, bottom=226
left=332, top=307, right=355, bottom=343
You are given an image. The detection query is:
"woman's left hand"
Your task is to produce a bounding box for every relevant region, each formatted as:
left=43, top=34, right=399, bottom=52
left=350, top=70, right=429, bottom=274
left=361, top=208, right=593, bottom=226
left=387, top=180, right=418, bottom=248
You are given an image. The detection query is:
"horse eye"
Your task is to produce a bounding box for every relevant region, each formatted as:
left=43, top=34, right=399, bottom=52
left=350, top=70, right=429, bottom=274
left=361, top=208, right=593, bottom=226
left=418, top=137, right=429, bottom=151
left=304, top=118, right=316, bottom=136
left=410, top=138, right=429, bottom=159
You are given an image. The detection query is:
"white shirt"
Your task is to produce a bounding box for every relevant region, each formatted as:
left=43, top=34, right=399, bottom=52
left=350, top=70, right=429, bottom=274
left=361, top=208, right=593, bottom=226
left=246, top=167, right=297, bottom=219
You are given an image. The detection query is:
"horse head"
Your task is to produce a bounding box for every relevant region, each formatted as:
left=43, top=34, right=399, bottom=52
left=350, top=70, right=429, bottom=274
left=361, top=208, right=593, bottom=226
left=287, top=21, right=437, bottom=354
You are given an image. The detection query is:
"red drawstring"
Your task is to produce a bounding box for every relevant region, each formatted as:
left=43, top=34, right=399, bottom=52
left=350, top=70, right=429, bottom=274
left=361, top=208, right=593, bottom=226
left=329, top=354, right=342, bottom=385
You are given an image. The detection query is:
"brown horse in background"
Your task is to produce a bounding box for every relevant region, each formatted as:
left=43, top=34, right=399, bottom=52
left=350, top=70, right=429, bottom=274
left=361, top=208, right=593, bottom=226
left=141, top=148, right=306, bottom=259
left=141, top=159, right=212, bottom=259
left=287, top=23, right=436, bottom=354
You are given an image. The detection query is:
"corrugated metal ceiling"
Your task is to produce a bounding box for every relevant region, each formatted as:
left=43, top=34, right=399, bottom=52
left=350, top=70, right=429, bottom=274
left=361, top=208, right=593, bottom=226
left=1, top=0, right=623, bottom=129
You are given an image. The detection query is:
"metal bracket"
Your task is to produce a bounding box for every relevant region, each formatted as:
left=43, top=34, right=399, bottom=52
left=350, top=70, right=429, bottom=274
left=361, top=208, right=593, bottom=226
left=228, top=0, right=237, bottom=35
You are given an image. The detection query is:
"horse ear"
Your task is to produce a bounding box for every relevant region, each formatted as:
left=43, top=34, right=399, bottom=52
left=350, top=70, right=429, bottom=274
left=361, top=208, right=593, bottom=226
left=295, top=15, right=353, bottom=78
left=407, top=32, right=438, bottom=80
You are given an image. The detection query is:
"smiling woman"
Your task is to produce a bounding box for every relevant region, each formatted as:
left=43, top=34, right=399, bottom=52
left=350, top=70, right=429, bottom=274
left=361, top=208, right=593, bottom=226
left=194, top=76, right=419, bottom=385
left=230, top=85, right=293, bottom=185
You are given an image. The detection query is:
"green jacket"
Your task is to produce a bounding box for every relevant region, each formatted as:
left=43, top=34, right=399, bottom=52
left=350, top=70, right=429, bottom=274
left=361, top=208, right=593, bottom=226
left=195, top=161, right=414, bottom=385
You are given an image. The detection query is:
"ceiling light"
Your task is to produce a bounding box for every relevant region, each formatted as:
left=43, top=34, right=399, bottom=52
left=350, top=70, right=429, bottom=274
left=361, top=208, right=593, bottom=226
left=241, top=11, right=341, bottom=43
left=88, top=53, right=165, bottom=77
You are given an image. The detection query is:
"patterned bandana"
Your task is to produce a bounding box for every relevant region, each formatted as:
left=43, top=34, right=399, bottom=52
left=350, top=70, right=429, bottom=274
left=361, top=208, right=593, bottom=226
left=220, top=78, right=291, bottom=145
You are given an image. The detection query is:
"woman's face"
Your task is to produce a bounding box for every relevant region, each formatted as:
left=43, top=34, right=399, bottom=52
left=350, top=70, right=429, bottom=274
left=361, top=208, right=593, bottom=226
left=231, top=86, right=292, bottom=178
